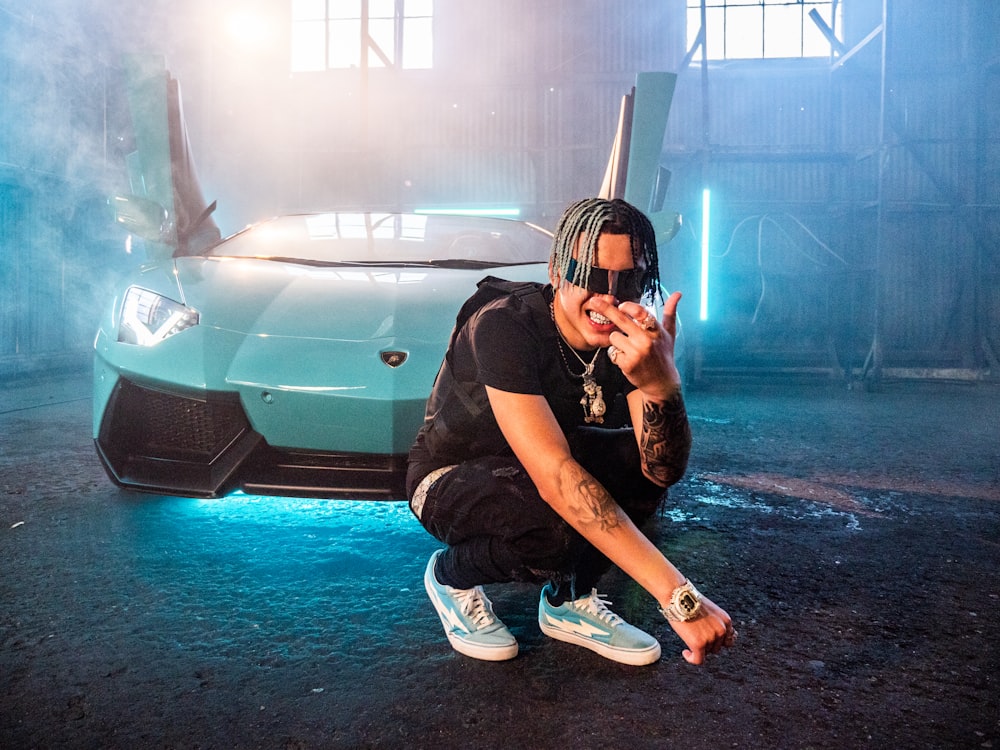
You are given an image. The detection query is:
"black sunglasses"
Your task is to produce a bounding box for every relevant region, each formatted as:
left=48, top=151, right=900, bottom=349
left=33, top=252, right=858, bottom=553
left=565, top=258, right=643, bottom=301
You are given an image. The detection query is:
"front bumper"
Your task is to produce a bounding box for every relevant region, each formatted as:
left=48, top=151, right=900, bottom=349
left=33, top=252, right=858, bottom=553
left=95, top=377, right=408, bottom=500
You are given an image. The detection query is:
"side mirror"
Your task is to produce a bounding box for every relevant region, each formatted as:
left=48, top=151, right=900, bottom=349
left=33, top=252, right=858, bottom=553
left=109, top=194, right=175, bottom=245
left=651, top=210, right=682, bottom=247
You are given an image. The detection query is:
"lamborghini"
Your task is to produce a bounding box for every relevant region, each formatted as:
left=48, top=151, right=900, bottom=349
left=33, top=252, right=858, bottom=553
left=92, top=56, right=680, bottom=500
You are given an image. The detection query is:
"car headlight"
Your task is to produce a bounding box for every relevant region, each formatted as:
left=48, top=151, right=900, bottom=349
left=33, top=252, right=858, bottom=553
left=118, top=286, right=200, bottom=346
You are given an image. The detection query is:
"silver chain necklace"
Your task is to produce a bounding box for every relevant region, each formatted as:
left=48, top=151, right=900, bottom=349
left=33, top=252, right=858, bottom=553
left=550, top=301, right=606, bottom=424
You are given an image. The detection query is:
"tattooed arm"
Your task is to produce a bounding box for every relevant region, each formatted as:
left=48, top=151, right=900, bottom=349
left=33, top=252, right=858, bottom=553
left=637, top=391, right=692, bottom=487
left=485, top=385, right=733, bottom=665
left=582, top=292, right=692, bottom=487
left=560, top=459, right=625, bottom=533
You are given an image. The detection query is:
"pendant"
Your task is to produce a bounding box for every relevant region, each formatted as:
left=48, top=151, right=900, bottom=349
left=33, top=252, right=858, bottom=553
left=581, top=374, right=606, bottom=424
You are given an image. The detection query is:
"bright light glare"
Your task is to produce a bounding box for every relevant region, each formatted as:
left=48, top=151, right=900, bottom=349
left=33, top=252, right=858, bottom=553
left=700, top=189, right=710, bottom=322
left=225, top=11, right=272, bottom=46
left=189, top=491, right=420, bottom=528
left=414, top=207, right=521, bottom=217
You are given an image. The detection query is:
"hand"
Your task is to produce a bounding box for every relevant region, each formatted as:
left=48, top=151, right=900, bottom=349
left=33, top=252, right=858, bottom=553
left=668, top=594, right=737, bottom=665
left=592, top=292, right=683, bottom=400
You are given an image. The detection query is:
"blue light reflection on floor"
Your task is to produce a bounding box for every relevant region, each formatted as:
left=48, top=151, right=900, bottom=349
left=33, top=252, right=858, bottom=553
left=135, top=491, right=435, bottom=584
left=176, top=491, right=418, bottom=529
left=116, top=492, right=439, bottom=663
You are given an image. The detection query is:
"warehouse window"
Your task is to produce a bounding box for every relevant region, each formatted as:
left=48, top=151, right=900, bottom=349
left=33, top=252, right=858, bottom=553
left=291, top=0, right=433, bottom=72
left=687, top=0, right=843, bottom=61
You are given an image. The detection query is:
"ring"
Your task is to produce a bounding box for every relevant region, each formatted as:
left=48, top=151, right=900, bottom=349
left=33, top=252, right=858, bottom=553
left=608, top=345, right=620, bottom=363
left=640, top=315, right=657, bottom=331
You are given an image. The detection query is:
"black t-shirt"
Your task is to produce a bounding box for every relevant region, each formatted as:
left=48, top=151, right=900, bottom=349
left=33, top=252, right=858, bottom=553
left=408, top=282, right=635, bottom=484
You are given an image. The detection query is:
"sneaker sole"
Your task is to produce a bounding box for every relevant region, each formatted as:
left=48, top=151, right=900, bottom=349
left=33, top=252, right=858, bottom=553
left=424, top=557, right=518, bottom=662
left=539, top=619, right=661, bottom=666
left=443, top=630, right=519, bottom=662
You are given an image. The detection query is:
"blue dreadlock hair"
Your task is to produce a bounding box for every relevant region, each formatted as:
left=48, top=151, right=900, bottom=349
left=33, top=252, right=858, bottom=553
left=549, top=197, right=662, bottom=303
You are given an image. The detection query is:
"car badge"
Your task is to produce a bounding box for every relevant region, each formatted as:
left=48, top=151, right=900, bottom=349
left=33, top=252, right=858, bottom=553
left=380, top=351, right=407, bottom=368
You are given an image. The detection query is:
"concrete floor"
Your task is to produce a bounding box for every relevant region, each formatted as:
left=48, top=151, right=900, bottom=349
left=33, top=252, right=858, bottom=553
left=2, top=368, right=998, bottom=748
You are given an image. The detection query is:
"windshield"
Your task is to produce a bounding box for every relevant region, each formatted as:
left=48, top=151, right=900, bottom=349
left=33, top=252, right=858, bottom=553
left=206, top=213, right=552, bottom=267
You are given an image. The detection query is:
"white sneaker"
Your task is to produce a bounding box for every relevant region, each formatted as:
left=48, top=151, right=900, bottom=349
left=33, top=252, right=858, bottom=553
left=538, top=585, right=661, bottom=665
left=423, top=550, right=518, bottom=661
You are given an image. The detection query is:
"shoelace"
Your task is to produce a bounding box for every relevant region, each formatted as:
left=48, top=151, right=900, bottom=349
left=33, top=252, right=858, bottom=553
left=576, top=590, right=624, bottom=627
left=452, top=586, right=497, bottom=629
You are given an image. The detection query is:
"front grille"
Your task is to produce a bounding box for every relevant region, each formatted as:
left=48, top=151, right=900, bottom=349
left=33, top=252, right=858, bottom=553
left=96, top=379, right=261, bottom=496
left=136, top=386, right=246, bottom=459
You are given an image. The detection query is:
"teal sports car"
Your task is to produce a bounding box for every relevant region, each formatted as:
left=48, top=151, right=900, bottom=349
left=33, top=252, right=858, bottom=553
left=93, top=58, right=681, bottom=500
left=93, top=211, right=551, bottom=499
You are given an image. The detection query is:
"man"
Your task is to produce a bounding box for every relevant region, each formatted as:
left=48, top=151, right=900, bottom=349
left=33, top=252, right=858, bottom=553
left=406, top=197, right=735, bottom=666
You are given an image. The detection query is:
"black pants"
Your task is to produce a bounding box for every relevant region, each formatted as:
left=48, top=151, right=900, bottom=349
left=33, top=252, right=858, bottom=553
left=410, top=427, right=666, bottom=597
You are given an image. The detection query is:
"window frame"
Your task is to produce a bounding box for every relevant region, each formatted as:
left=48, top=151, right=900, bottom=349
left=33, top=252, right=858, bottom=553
left=290, top=0, right=434, bottom=73
left=686, top=0, right=843, bottom=63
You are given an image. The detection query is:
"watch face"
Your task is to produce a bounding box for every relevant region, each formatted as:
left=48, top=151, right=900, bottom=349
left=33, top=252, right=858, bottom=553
left=677, top=591, right=700, bottom=618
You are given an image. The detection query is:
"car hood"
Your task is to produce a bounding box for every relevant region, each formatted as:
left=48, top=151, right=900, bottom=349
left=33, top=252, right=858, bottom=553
left=173, top=255, right=548, bottom=341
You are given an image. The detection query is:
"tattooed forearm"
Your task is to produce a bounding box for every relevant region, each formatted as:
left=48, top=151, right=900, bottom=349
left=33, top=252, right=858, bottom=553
left=560, top=459, right=623, bottom=533
left=640, top=391, right=692, bottom=487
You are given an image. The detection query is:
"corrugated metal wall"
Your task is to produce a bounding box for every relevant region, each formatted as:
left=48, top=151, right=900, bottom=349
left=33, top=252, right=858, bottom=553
left=1, top=0, right=996, bottom=381
left=662, top=1, right=997, bottom=381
